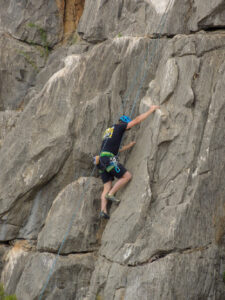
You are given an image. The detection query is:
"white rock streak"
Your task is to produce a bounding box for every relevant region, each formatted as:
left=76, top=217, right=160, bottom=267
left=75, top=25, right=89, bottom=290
left=150, top=0, right=175, bottom=14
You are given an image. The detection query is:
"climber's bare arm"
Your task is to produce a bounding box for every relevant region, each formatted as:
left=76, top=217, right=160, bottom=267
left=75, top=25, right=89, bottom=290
left=119, top=141, right=136, bottom=152
left=126, top=105, right=160, bottom=129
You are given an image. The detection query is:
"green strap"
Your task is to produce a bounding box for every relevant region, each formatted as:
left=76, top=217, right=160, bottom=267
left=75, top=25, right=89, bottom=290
left=106, top=165, right=114, bottom=172
left=100, top=151, right=115, bottom=157
left=99, top=151, right=115, bottom=173
left=99, top=165, right=114, bottom=173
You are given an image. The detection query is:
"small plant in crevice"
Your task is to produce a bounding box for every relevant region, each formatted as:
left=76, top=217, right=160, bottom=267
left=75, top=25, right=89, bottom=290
left=0, top=283, right=17, bottom=300
left=18, top=22, right=51, bottom=72
left=18, top=50, right=39, bottom=73
left=63, top=30, right=82, bottom=46
left=27, top=22, right=51, bottom=61
left=72, top=31, right=81, bottom=45
left=117, top=32, right=123, bottom=38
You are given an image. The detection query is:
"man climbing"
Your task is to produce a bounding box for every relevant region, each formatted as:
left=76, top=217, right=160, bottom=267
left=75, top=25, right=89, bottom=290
left=97, top=105, right=160, bottom=219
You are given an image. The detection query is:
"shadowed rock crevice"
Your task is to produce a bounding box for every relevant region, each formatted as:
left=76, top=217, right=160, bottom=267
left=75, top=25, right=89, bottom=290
left=197, top=2, right=225, bottom=30
left=64, top=0, right=85, bottom=40
left=38, top=249, right=98, bottom=256
left=128, top=244, right=211, bottom=266
left=100, top=243, right=211, bottom=268
left=56, top=0, right=85, bottom=43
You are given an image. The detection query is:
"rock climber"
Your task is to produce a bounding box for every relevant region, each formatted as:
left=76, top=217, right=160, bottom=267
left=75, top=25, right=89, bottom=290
left=96, top=105, right=160, bottom=219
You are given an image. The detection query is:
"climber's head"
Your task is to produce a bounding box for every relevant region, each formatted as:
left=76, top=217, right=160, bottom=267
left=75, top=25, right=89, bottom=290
left=118, top=115, right=132, bottom=124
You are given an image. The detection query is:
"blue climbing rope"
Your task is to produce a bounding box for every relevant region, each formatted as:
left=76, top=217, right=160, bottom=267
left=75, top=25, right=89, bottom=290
left=38, top=167, right=96, bottom=300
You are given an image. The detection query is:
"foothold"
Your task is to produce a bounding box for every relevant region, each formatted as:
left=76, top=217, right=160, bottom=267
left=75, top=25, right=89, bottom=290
left=158, top=107, right=169, bottom=122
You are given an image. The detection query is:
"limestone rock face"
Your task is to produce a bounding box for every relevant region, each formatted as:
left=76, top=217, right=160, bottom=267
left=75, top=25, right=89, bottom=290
left=0, top=0, right=63, bottom=47
left=88, top=245, right=222, bottom=300
left=15, top=253, right=95, bottom=300
left=0, top=1, right=225, bottom=300
left=37, top=177, right=102, bottom=254
left=78, top=0, right=225, bottom=42
left=0, top=54, right=77, bottom=239
left=0, top=241, right=95, bottom=300
left=0, top=34, right=46, bottom=110
left=100, top=32, right=225, bottom=265
left=0, top=111, right=21, bottom=148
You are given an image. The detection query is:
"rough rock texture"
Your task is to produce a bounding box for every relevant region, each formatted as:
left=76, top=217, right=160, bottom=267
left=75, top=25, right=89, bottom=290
left=15, top=252, right=95, bottom=300
left=0, top=35, right=164, bottom=243
left=0, top=111, right=21, bottom=148
left=88, top=245, right=223, bottom=300
left=0, top=54, right=76, bottom=239
left=100, top=32, right=225, bottom=264
left=37, top=177, right=102, bottom=253
left=78, top=0, right=225, bottom=42
left=0, top=0, right=63, bottom=47
left=0, top=245, right=9, bottom=276
left=0, top=34, right=46, bottom=110
left=0, top=1, right=225, bottom=300
left=63, top=0, right=85, bottom=42
left=0, top=241, right=95, bottom=300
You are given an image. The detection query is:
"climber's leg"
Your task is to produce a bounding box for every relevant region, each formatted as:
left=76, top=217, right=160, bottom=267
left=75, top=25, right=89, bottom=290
left=107, top=171, right=132, bottom=197
left=100, top=180, right=112, bottom=217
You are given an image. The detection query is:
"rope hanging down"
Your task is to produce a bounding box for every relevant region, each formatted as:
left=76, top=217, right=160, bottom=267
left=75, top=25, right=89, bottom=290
left=38, top=1, right=174, bottom=299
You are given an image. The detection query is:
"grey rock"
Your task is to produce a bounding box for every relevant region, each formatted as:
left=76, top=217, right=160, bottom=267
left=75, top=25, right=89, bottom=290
left=26, top=42, right=91, bottom=107
left=159, top=58, right=179, bottom=104
left=0, top=110, right=21, bottom=148
left=0, top=245, right=10, bottom=276
left=123, top=246, right=224, bottom=300
left=0, top=34, right=46, bottom=110
left=0, top=2, right=224, bottom=298
left=1, top=247, right=95, bottom=300
left=0, top=0, right=63, bottom=47
left=78, top=0, right=187, bottom=42
left=18, top=188, right=54, bottom=240
left=0, top=54, right=78, bottom=239
left=99, top=33, right=225, bottom=267
left=0, top=223, right=20, bottom=242
left=1, top=241, right=30, bottom=295
left=67, top=41, right=90, bottom=55
left=189, top=0, right=225, bottom=31
left=33, top=46, right=69, bottom=93
left=78, top=0, right=225, bottom=42
left=37, top=177, right=102, bottom=254
left=88, top=245, right=225, bottom=300
left=0, top=36, right=165, bottom=241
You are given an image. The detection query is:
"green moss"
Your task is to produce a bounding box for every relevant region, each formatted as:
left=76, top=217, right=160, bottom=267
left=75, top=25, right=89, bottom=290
left=223, top=271, right=225, bottom=283
left=72, top=32, right=80, bottom=44
left=0, top=283, right=17, bottom=300
left=18, top=50, right=39, bottom=72
left=27, top=22, right=50, bottom=61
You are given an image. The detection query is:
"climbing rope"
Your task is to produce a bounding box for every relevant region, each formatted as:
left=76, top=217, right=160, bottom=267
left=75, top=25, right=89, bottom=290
left=38, top=167, right=96, bottom=300
left=38, top=1, right=174, bottom=299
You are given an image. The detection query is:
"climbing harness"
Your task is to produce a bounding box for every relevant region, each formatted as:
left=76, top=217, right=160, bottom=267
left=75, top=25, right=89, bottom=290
left=38, top=0, right=174, bottom=298
left=92, top=155, right=100, bottom=165
left=99, top=151, right=121, bottom=173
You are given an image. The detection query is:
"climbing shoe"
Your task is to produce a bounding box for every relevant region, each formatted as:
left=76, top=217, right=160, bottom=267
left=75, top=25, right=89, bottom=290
left=99, top=211, right=110, bottom=219
left=105, top=194, right=120, bottom=204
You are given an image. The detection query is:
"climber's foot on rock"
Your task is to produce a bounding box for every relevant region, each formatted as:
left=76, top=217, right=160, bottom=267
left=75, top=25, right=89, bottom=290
left=99, top=211, right=110, bottom=219
left=106, top=194, right=120, bottom=204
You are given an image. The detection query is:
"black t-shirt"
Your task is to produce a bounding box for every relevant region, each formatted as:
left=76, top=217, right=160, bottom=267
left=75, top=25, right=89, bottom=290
left=100, top=123, right=127, bottom=155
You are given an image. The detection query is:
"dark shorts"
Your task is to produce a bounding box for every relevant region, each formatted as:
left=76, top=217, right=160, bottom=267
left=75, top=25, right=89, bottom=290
left=99, top=157, right=127, bottom=184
